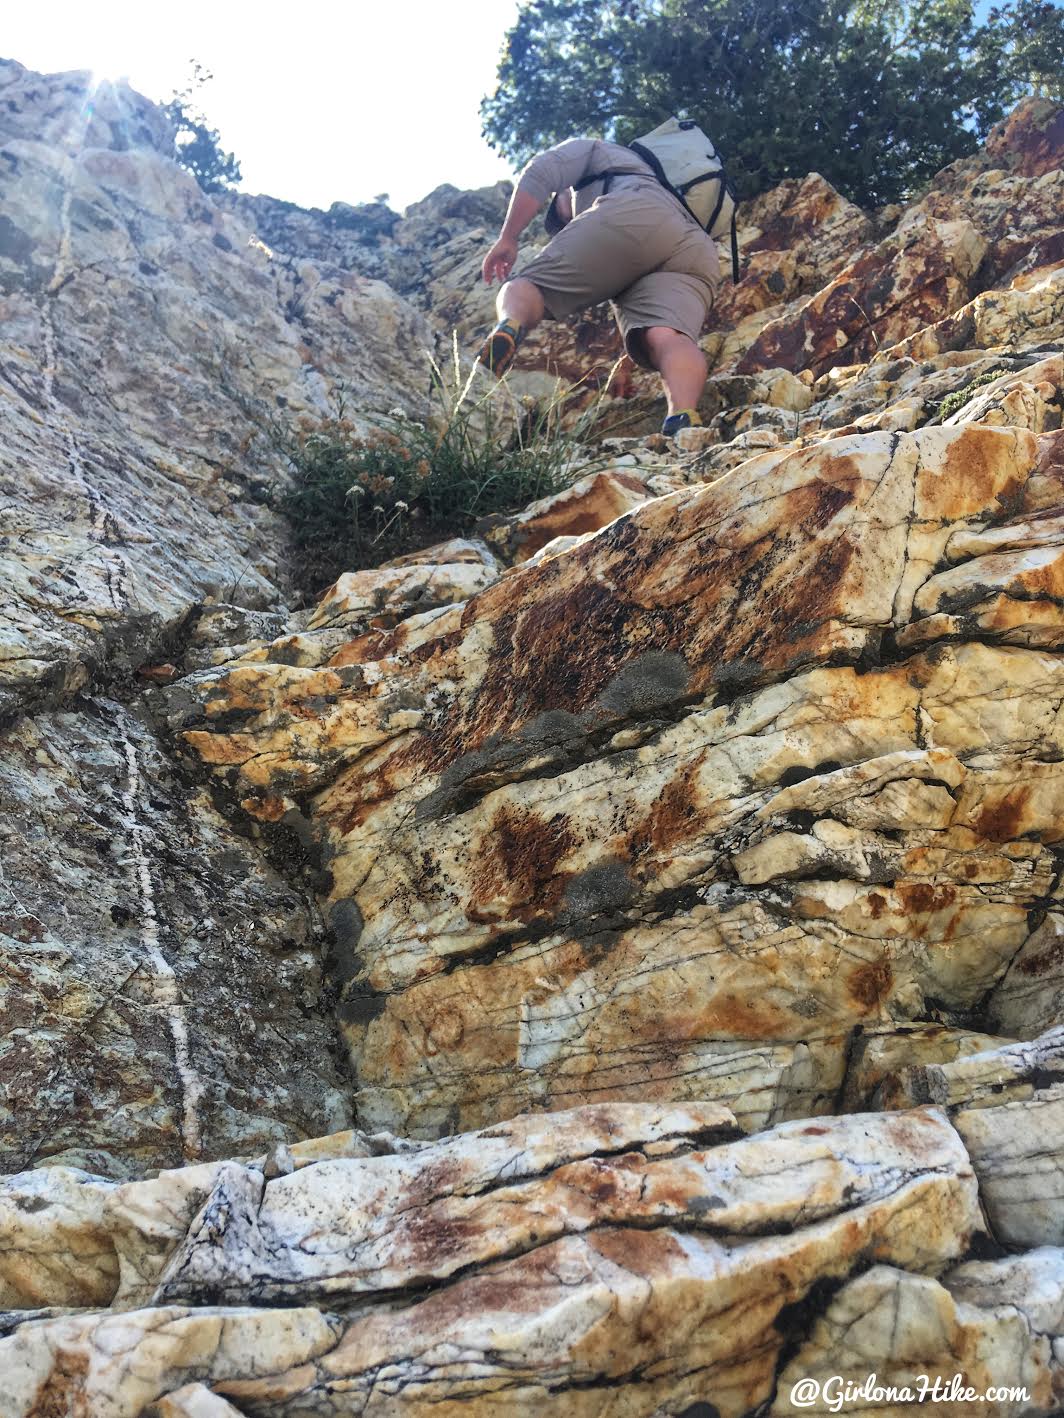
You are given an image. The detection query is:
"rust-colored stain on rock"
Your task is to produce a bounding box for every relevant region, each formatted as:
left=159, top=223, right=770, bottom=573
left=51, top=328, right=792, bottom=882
left=1015, top=932, right=1064, bottom=977
left=702, top=992, right=790, bottom=1041
left=897, top=883, right=958, bottom=914
left=986, top=98, right=1064, bottom=177
left=631, top=761, right=704, bottom=857
left=568, top=1153, right=642, bottom=1206
left=931, top=426, right=1030, bottom=522
left=847, top=958, right=895, bottom=1011
left=971, top=788, right=1032, bottom=843
left=469, top=804, right=577, bottom=920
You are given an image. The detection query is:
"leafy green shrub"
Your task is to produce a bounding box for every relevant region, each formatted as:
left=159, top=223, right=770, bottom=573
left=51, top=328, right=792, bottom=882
left=482, top=0, right=1064, bottom=208
left=276, top=348, right=604, bottom=593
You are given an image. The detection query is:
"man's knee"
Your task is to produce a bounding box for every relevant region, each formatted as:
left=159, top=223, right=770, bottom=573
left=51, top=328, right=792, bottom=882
left=642, top=326, right=706, bottom=372
left=643, top=325, right=696, bottom=357
left=499, top=277, right=545, bottom=326
left=643, top=325, right=680, bottom=358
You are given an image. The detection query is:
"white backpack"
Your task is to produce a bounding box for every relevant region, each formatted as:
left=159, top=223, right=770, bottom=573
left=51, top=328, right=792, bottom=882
left=575, top=116, right=740, bottom=281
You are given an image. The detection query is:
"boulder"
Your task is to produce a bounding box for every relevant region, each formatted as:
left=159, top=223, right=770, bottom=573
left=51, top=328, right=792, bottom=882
left=989, top=911, right=1064, bottom=1038
left=985, top=96, right=1064, bottom=180
left=477, top=467, right=653, bottom=564
left=771, top=1258, right=1064, bottom=1416
left=841, top=1025, right=1015, bottom=1112
left=308, top=549, right=501, bottom=630
left=0, top=1105, right=980, bottom=1417
left=957, top=1084, right=1064, bottom=1248
left=706, top=173, right=874, bottom=350
left=879, top=264, right=1064, bottom=362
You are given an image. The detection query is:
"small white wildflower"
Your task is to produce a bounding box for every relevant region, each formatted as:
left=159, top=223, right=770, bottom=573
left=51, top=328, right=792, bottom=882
left=387, top=406, right=407, bottom=420
left=346, top=484, right=364, bottom=497
left=394, top=500, right=409, bottom=511
left=372, top=505, right=385, bottom=514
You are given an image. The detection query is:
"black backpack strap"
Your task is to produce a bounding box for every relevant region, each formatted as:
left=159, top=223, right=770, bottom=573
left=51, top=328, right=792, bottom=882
left=571, top=167, right=627, bottom=192
left=627, top=140, right=685, bottom=204
left=701, top=171, right=729, bottom=236
left=692, top=167, right=740, bottom=281
left=730, top=210, right=740, bottom=284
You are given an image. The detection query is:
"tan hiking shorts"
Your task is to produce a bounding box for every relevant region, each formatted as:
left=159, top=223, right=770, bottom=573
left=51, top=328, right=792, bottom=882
left=515, top=185, right=721, bottom=368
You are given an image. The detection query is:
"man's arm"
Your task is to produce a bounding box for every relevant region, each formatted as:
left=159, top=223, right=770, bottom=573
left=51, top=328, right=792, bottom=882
left=481, top=139, right=597, bottom=285
left=482, top=187, right=542, bottom=285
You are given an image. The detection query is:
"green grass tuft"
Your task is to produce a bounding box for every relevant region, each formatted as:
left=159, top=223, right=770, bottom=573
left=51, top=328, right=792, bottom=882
left=275, top=341, right=613, bottom=595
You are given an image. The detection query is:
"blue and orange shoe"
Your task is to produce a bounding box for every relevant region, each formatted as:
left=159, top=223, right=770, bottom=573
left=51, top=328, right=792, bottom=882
left=661, top=408, right=703, bottom=438
left=475, top=319, right=524, bottom=378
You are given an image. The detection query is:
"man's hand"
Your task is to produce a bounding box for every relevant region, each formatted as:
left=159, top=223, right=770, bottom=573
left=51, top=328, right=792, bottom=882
left=482, top=236, right=519, bottom=285
left=482, top=188, right=543, bottom=283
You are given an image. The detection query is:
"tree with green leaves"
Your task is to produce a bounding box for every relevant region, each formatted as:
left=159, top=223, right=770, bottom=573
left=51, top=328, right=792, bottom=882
left=481, top=0, right=1064, bottom=208
left=164, top=62, right=242, bottom=194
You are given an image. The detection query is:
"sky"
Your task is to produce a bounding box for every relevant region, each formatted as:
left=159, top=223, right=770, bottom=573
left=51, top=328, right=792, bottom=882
left=3, top=0, right=522, bottom=212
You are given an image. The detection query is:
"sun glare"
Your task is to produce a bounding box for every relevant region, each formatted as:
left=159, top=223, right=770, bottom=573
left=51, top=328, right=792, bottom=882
left=7, top=1, right=521, bottom=209
left=87, top=67, right=126, bottom=89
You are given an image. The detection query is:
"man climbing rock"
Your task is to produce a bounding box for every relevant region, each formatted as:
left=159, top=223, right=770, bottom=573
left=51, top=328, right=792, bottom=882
left=477, top=135, right=721, bottom=438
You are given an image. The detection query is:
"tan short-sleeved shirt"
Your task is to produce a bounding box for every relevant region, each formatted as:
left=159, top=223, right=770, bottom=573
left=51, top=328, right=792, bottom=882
left=516, top=137, right=664, bottom=211
left=513, top=138, right=721, bottom=365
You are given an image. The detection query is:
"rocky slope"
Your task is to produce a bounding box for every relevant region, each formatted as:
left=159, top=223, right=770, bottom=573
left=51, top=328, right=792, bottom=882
left=1, top=58, right=1062, bottom=1416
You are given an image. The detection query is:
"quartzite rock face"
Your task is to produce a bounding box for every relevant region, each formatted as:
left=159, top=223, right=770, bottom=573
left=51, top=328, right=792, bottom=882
left=3, top=1076, right=1060, bottom=1412
left=476, top=466, right=654, bottom=564
left=1, top=58, right=1062, bottom=1418
left=0, top=59, right=432, bottom=1173
left=882, top=265, right=1064, bottom=364
left=0, top=698, right=351, bottom=1180
left=732, top=97, right=1064, bottom=381
left=0, top=59, right=430, bottom=715
left=170, top=421, right=1064, bottom=1137
left=737, top=213, right=988, bottom=377
left=771, top=1256, right=1064, bottom=1416
left=984, top=97, right=1064, bottom=180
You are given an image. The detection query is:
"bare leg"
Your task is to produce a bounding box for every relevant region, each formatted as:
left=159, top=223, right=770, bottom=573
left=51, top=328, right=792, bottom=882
left=642, top=325, right=708, bottom=415
left=497, top=276, right=546, bottom=330
left=475, top=278, right=548, bottom=376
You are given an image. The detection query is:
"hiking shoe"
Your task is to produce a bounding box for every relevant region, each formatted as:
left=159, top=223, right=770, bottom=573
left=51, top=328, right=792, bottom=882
left=661, top=408, right=703, bottom=438
left=475, top=319, right=524, bottom=378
